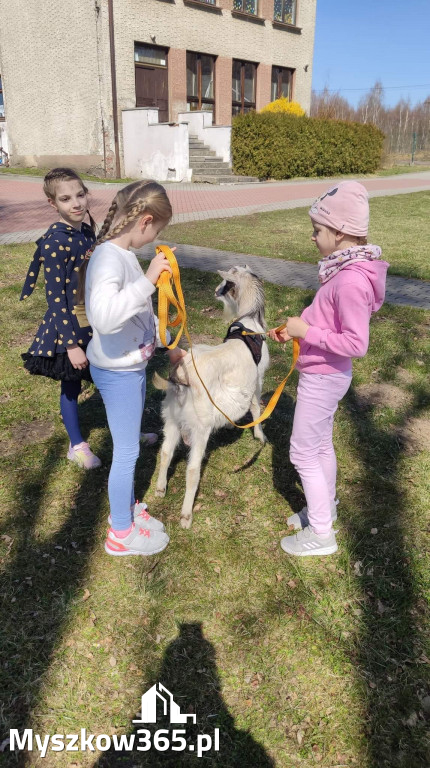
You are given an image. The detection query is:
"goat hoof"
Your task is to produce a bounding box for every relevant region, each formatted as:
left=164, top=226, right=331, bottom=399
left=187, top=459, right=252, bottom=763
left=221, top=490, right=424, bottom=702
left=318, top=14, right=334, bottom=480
left=180, top=516, right=192, bottom=529
left=155, top=487, right=166, bottom=498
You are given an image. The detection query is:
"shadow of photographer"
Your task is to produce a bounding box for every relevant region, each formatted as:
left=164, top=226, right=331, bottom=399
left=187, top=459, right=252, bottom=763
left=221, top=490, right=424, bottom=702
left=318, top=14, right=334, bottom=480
left=95, top=622, right=275, bottom=767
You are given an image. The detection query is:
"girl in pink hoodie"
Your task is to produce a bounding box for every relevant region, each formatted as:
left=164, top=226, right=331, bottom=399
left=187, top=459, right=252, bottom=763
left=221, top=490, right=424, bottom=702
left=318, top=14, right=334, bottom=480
left=268, top=181, right=388, bottom=557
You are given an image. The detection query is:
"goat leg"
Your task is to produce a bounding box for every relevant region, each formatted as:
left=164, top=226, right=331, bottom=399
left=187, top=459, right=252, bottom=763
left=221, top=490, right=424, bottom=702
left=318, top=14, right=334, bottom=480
left=155, top=421, right=181, bottom=497
left=180, top=430, right=210, bottom=529
left=250, top=391, right=267, bottom=444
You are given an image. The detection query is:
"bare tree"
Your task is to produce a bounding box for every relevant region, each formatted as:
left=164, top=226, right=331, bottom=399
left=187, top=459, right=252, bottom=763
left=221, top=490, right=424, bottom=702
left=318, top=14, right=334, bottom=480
left=311, top=81, right=430, bottom=158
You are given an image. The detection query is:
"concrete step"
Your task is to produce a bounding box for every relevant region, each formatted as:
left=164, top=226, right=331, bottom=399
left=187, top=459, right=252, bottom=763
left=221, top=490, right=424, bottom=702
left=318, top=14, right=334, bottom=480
left=189, top=164, right=232, bottom=174
left=189, top=156, right=224, bottom=163
left=192, top=174, right=260, bottom=184
left=191, top=165, right=231, bottom=176
left=189, top=157, right=230, bottom=167
left=189, top=147, right=217, bottom=157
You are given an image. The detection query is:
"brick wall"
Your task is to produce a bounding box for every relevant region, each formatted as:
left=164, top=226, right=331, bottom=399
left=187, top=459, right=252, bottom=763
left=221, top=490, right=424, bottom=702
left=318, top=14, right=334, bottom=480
left=114, top=0, right=316, bottom=121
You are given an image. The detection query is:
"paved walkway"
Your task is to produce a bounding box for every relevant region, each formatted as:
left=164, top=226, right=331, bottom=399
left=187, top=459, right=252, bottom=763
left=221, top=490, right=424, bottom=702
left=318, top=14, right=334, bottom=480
left=2, top=171, right=430, bottom=309
left=138, top=241, right=430, bottom=310
left=1, top=170, right=430, bottom=243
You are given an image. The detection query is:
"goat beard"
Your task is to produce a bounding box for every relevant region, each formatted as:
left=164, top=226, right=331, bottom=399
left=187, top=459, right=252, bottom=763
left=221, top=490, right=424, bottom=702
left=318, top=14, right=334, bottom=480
left=219, top=295, right=237, bottom=322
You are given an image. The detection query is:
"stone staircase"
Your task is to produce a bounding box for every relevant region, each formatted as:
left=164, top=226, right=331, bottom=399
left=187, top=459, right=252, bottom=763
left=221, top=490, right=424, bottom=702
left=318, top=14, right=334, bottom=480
left=189, top=135, right=259, bottom=184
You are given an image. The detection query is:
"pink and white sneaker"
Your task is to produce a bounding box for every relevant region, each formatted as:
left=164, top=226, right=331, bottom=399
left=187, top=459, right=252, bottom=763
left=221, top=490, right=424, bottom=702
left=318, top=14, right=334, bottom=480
left=67, top=442, right=102, bottom=469
left=108, top=502, right=165, bottom=532
left=105, top=523, right=169, bottom=557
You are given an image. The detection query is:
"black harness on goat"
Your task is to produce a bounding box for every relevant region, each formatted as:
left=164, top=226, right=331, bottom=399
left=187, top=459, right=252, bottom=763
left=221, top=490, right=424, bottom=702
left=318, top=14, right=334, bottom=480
left=223, top=321, right=265, bottom=366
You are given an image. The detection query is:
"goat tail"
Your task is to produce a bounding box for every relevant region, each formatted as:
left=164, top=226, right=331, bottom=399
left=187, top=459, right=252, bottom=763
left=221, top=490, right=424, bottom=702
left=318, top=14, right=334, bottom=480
left=152, top=371, right=169, bottom=391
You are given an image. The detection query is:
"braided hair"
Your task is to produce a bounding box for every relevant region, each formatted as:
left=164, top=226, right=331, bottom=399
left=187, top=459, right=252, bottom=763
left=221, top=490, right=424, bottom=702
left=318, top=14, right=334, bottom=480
left=43, top=167, right=97, bottom=233
left=77, top=180, right=172, bottom=303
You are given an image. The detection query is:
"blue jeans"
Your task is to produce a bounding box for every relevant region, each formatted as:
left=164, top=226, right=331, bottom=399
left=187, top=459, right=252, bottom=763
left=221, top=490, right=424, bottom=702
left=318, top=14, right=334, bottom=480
left=90, top=365, right=147, bottom=530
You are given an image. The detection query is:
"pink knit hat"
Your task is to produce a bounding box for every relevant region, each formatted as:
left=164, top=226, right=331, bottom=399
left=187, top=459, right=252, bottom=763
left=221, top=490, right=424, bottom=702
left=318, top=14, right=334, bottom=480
left=309, top=181, right=369, bottom=236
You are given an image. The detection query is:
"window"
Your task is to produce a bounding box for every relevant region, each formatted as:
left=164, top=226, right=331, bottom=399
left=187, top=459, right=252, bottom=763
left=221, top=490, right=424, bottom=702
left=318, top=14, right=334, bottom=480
left=273, top=0, right=296, bottom=24
left=233, top=0, right=258, bottom=14
left=134, top=44, right=167, bottom=67
left=271, top=66, right=294, bottom=101
left=232, top=60, right=257, bottom=116
left=187, top=52, right=215, bottom=114
left=0, top=76, right=4, bottom=120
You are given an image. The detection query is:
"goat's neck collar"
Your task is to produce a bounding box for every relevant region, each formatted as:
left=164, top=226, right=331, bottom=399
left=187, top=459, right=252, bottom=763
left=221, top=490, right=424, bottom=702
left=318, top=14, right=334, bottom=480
left=232, top=315, right=265, bottom=333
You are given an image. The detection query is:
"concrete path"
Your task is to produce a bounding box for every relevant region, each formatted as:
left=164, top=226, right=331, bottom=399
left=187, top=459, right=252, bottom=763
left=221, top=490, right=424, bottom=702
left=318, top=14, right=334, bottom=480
left=1, top=171, right=429, bottom=309
left=1, top=170, right=430, bottom=244
left=137, top=241, right=430, bottom=310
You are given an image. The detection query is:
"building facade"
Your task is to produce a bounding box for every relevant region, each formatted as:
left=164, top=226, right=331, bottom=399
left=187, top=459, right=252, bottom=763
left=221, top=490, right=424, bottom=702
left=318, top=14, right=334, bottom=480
left=0, top=0, right=316, bottom=177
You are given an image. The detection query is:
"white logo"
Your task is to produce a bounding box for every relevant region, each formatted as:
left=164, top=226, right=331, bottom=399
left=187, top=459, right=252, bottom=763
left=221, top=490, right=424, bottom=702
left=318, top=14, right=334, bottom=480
left=8, top=686, right=218, bottom=757
left=133, top=683, right=197, bottom=725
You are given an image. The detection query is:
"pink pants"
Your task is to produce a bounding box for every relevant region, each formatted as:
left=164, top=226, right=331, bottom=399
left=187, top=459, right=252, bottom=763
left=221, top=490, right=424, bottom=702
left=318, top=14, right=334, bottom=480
left=289, top=371, right=352, bottom=535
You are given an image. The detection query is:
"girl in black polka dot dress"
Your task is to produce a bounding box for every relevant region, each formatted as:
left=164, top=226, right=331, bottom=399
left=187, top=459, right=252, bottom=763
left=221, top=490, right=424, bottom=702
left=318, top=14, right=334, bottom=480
left=20, top=168, right=101, bottom=469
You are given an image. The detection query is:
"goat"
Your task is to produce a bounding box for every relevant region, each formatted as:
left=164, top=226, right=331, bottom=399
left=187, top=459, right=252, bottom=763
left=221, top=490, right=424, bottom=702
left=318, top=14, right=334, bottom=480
left=153, top=265, right=269, bottom=528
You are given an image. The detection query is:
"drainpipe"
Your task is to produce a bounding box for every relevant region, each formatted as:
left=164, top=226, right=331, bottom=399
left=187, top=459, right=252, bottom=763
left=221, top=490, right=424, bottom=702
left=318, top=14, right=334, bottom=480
left=107, top=0, right=121, bottom=178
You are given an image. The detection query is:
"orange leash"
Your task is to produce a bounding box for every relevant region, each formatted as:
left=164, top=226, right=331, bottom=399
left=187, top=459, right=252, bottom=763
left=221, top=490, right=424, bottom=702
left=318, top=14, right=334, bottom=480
left=156, top=245, right=299, bottom=428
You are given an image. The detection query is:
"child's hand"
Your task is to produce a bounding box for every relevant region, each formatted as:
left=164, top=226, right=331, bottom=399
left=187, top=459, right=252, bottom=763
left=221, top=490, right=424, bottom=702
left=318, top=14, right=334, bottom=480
left=146, top=251, right=173, bottom=286
left=67, top=345, right=88, bottom=369
left=285, top=317, right=309, bottom=339
left=167, top=347, right=187, bottom=365
left=267, top=326, right=293, bottom=343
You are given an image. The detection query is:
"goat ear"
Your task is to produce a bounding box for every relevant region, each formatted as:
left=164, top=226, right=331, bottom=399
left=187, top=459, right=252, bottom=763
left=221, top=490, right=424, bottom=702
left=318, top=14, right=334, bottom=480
left=217, top=270, right=231, bottom=281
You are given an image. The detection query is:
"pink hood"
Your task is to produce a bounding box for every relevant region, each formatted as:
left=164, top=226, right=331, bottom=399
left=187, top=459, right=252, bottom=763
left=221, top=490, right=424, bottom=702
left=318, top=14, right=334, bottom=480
left=297, top=257, right=389, bottom=375
left=339, top=259, right=388, bottom=311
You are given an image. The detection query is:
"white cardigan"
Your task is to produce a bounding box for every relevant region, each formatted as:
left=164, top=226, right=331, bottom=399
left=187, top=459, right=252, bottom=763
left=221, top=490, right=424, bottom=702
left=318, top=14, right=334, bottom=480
left=85, top=241, right=168, bottom=371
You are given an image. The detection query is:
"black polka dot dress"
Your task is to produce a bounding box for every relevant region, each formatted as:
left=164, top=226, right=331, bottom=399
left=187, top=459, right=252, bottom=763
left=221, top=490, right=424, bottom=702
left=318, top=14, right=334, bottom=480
left=21, top=221, right=95, bottom=382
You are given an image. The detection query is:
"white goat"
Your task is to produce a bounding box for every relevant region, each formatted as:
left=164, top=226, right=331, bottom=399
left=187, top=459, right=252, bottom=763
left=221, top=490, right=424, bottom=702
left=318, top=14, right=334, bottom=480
left=153, top=265, right=269, bottom=528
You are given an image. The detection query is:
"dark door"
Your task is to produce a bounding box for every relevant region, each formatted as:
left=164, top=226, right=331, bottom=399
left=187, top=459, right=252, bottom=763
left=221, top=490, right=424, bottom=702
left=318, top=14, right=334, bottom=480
left=135, top=66, right=168, bottom=121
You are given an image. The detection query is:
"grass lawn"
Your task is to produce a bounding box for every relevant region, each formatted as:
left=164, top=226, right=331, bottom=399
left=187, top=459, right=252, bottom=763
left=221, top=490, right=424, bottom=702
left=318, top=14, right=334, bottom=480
left=1, top=245, right=430, bottom=767
left=0, top=166, right=135, bottom=184
left=166, top=191, right=430, bottom=282
left=1, top=165, right=430, bottom=185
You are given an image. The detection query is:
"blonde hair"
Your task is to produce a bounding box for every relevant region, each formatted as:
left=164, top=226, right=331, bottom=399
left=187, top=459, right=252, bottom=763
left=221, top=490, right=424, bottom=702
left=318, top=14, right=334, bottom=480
left=77, top=180, right=172, bottom=303
left=43, top=167, right=97, bottom=233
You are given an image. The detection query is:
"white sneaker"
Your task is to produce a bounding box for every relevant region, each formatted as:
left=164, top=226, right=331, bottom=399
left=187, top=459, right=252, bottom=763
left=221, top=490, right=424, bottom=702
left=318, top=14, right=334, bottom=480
left=287, top=499, right=338, bottom=531
left=281, top=526, right=338, bottom=557
left=105, top=523, right=169, bottom=557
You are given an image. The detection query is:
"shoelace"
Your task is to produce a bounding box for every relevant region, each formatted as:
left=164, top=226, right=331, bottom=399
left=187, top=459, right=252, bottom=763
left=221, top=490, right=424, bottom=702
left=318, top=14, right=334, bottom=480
left=139, top=528, right=150, bottom=538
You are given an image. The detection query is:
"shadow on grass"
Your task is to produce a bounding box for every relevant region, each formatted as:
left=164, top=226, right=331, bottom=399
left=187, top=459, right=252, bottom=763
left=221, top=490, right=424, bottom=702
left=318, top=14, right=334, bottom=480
left=0, top=377, right=161, bottom=762
left=0, top=423, right=109, bottom=761
left=342, top=383, right=430, bottom=768
left=94, top=622, right=275, bottom=767
left=262, top=318, right=430, bottom=766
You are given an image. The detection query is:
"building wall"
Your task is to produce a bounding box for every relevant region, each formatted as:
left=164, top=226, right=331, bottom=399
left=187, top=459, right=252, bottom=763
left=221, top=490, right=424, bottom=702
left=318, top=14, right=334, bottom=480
left=114, top=0, right=316, bottom=123
left=0, top=0, right=316, bottom=175
left=0, top=0, right=116, bottom=173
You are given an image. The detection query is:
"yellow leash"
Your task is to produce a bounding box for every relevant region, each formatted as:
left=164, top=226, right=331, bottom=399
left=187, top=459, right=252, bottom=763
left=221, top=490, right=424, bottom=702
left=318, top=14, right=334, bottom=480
left=156, top=244, right=299, bottom=429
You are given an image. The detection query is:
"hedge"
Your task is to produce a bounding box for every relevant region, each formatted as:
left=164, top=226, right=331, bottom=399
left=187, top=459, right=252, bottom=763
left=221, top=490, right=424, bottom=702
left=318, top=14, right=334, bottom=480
left=231, top=112, right=385, bottom=179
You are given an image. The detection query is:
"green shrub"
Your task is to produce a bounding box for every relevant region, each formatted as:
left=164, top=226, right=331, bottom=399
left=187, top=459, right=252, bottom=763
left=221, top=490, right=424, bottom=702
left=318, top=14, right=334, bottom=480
left=231, top=112, right=384, bottom=179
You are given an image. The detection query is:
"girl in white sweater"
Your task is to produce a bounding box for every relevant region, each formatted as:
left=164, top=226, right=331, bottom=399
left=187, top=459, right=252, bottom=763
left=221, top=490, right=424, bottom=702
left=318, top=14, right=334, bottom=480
left=78, top=180, right=185, bottom=557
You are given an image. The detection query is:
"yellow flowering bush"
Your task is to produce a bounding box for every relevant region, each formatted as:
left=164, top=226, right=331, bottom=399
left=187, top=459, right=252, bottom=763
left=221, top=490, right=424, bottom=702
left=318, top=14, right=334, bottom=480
left=260, top=97, right=305, bottom=116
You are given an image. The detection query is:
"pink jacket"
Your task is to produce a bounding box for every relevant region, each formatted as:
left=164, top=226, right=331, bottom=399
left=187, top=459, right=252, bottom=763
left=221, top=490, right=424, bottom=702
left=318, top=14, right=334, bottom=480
left=296, top=260, right=389, bottom=374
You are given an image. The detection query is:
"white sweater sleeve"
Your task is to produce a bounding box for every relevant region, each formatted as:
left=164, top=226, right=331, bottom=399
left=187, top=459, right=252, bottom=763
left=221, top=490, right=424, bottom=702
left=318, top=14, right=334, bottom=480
left=87, top=249, right=156, bottom=335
